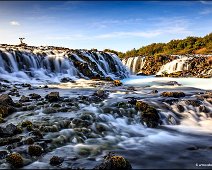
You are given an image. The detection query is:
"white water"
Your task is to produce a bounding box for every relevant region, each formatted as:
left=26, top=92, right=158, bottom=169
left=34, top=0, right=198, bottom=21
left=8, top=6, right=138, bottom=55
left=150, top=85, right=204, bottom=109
left=157, top=57, right=191, bottom=75
left=0, top=47, right=129, bottom=83
left=122, top=56, right=146, bottom=74
left=122, top=75, right=212, bottom=90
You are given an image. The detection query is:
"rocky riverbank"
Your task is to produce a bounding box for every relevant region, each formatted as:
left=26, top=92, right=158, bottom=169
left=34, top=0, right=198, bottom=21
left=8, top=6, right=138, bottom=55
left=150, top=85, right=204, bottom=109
left=122, top=55, right=212, bottom=78
left=0, top=78, right=212, bottom=169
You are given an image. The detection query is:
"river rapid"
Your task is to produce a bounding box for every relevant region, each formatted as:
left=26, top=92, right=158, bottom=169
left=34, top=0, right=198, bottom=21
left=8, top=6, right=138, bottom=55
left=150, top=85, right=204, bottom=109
left=0, top=76, right=212, bottom=169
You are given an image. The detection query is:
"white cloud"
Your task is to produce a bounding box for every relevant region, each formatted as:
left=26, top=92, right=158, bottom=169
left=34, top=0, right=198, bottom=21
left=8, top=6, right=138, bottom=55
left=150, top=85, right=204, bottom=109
left=200, top=8, right=212, bottom=15
left=10, top=21, right=20, bottom=26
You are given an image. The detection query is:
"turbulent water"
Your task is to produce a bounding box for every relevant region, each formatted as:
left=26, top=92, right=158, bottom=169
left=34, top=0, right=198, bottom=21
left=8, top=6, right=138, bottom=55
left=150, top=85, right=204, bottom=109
left=0, top=46, right=129, bottom=83
left=122, top=56, right=145, bottom=73
left=0, top=47, right=212, bottom=169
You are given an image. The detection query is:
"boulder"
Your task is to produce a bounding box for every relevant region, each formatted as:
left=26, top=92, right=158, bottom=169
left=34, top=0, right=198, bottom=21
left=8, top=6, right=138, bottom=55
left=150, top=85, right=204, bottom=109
left=45, top=92, right=60, bottom=102
left=161, top=92, right=185, bottom=98
left=19, top=95, right=30, bottom=102
left=29, top=93, right=41, bottom=100
left=94, top=152, right=132, bottom=170
left=0, top=94, right=14, bottom=106
left=136, top=101, right=160, bottom=128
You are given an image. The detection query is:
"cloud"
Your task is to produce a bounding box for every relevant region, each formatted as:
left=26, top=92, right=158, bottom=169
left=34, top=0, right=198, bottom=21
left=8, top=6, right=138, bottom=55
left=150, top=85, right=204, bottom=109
left=200, top=8, right=212, bottom=15
left=200, top=1, right=212, bottom=5
left=10, top=21, right=20, bottom=26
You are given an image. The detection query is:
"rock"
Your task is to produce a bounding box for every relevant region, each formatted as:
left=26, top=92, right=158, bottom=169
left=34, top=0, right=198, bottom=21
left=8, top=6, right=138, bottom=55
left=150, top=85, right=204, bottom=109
left=94, top=152, right=132, bottom=170
left=199, top=105, right=210, bottom=113
left=21, top=120, right=33, bottom=127
left=113, top=80, right=122, bottom=86
left=49, top=156, right=64, bottom=166
left=43, top=107, right=57, bottom=114
left=45, top=92, right=60, bottom=102
left=176, top=104, right=185, bottom=112
left=6, top=153, right=24, bottom=168
left=0, top=104, right=15, bottom=118
left=0, top=150, right=9, bottom=159
left=166, top=81, right=181, bottom=86
left=28, top=145, right=43, bottom=157
left=0, top=136, right=22, bottom=146
left=94, top=89, right=108, bottom=98
left=151, top=90, right=158, bottom=94
left=0, top=94, right=14, bottom=106
left=184, top=100, right=201, bottom=107
left=60, top=77, right=76, bottom=83
left=29, top=93, right=41, bottom=100
left=23, top=137, right=34, bottom=145
left=0, top=124, right=22, bottom=137
left=161, top=92, right=185, bottom=98
left=128, top=98, right=137, bottom=105
left=136, top=101, right=160, bottom=128
left=19, top=95, right=30, bottom=102
left=21, top=83, right=31, bottom=88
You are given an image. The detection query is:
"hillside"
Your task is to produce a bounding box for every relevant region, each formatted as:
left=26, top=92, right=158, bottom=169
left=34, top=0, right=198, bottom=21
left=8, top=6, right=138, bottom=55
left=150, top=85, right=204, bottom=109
left=104, top=33, right=212, bottom=59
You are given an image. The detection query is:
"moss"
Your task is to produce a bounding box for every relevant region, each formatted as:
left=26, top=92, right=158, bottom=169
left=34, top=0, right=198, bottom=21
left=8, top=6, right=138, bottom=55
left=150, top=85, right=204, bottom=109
left=28, top=145, right=43, bottom=156
left=21, top=120, right=32, bottom=127
left=6, top=153, right=23, bottom=168
left=49, top=156, right=64, bottom=166
left=113, top=80, right=122, bottom=86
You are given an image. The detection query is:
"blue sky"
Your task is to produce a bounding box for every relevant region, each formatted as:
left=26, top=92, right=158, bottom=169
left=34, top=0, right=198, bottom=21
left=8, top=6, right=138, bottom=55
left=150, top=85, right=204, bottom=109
left=0, top=1, right=212, bottom=52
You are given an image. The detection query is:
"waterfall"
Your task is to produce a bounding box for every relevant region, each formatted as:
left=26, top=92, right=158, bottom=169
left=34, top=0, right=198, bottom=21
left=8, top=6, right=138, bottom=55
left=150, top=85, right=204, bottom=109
left=157, top=57, right=191, bottom=75
left=122, top=56, right=146, bottom=74
left=0, top=46, right=129, bottom=83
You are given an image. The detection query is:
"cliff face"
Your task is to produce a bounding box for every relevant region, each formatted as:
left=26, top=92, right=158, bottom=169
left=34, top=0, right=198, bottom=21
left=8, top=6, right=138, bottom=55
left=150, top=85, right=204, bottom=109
left=122, top=55, right=212, bottom=78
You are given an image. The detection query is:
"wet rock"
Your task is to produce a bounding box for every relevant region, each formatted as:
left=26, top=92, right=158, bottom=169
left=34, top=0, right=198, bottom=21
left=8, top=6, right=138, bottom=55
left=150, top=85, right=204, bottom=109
left=60, top=77, right=76, bottom=83
left=43, top=107, right=57, bottom=114
left=94, top=152, right=132, bottom=170
left=199, top=105, right=210, bottom=113
left=0, top=123, right=22, bottom=137
left=127, top=86, right=135, bottom=91
left=19, top=95, right=30, bottom=102
left=184, top=100, right=202, bottom=107
left=166, top=81, right=181, bottom=86
left=176, top=104, right=185, bottom=112
left=21, top=83, right=31, bottom=88
left=0, top=94, right=14, bottom=106
left=113, top=80, right=122, bottom=86
left=0, top=104, right=15, bottom=118
left=71, top=118, right=92, bottom=128
left=136, top=101, right=160, bottom=128
left=29, top=93, right=41, bottom=100
left=0, top=150, right=9, bottom=159
left=128, top=98, right=137, bottom=105
left=45, top=92, right=60, bottom=102
left=28, top=145, right=43, bottom=157
left=23, top=137, right=34, bottom=145
left=21, top=120, right=32, bottom=127
left=93, top=89, right=108, bottom=98
left=161, top=92, right=185, bottom=98
left=151, top=89, right=158, bottom=94
left=49, top=156, right=64, bottom=166
left=0, top=136, right=22, bottom=146
left=6, top=153, right=24, bottom=168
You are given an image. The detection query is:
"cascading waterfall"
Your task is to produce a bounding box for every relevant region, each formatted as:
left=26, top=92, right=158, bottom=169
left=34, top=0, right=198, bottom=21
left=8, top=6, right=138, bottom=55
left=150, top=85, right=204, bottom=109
left=157, top=57, right=191, bottom=75
left=0, top=46, right=129, bottom=83
left=122, top=56, right=146, bottom=74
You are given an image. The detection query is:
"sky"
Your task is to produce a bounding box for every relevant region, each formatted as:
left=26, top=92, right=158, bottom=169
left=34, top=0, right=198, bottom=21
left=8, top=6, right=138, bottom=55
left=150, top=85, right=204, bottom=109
left=0, top=1, right=212, bottom=52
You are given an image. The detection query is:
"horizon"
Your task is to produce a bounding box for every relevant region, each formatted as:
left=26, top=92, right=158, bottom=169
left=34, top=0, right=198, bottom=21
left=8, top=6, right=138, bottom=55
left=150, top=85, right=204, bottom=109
left=0, top=1, right=212, bottom=52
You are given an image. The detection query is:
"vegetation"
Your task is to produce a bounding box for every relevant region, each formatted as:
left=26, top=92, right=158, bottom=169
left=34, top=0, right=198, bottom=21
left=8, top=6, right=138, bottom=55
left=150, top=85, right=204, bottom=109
left=104, top=33, right=212, bottom=58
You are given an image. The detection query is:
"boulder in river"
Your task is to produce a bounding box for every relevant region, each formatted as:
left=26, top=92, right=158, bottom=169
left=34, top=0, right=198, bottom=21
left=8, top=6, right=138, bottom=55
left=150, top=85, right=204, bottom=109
left=136, top=101, right=160, bottom=128
left=45, top=92, right=60, bottom=102
left=161, top=91, right=185, bottom=98
left=0, top=94, right=14, bottom=106
left=6, top=153, right=24, bottom=168
left=94, top=152, right=132, bottom=170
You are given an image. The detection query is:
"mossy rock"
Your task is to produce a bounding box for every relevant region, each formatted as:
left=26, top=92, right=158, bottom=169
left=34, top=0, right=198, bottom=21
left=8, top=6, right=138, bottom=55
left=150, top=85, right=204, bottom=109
left=6, top=153, right=24, bottom=168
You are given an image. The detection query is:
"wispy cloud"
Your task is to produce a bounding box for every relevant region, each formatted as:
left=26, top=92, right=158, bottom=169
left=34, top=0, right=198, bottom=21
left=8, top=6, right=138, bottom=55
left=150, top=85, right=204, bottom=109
left=10, top=21, right=20, bottom=26
left=200, top=1, right=212, bottom=5
left=200, top=8, right=212, bottom=15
